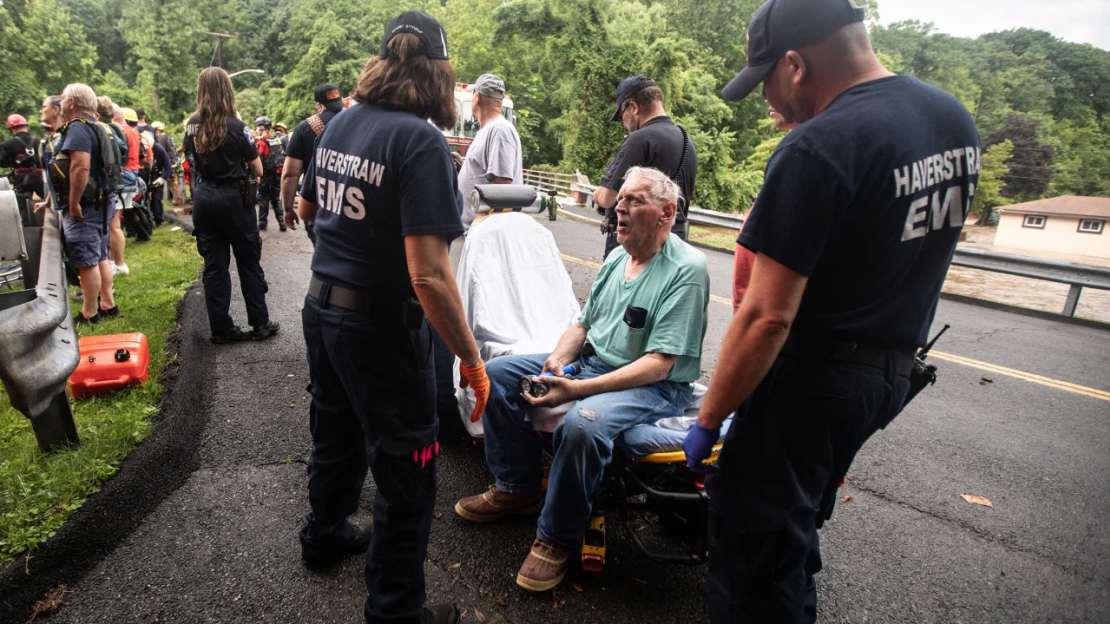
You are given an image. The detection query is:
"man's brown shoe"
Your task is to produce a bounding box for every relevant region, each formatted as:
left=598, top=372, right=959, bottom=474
left=454, top=486, right=544, bottom=523
left=516, top=539, right=572, bottom=592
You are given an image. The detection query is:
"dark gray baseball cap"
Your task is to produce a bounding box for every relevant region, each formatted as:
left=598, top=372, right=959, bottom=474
left=722, top=0, right=865, bottom=101
left=379, top=10, right=449, bottom=60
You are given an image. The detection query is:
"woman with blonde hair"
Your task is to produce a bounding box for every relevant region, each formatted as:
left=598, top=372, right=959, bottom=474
left=183, top=66, right=278, bottom=344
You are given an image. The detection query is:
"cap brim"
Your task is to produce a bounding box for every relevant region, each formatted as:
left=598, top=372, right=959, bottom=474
left=610, top=105, right=622, bottom=122
left=721, top=59, right=778, bottom=101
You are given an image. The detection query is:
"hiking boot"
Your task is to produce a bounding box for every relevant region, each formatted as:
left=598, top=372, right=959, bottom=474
left=302, top=517, right=372, bottom=570
left=279, top=224, right=288, bottom=232
left=74, top=311, right=101, bottom=325
left=455, top=486, right=544, bottom=523
left=422, top=604, right=460, bottom=624
left=516, top=539, right=572, bottom=592
left=210, top=327, right=252, bottom=344
left=258, top=222, right=268, bottom=231
left=99, top=305, right=123, bottom=318
left=252, top=321, right=280, bottom=340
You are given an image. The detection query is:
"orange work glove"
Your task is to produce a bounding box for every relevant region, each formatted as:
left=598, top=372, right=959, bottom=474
left=459, top=361, right=490, bottom=423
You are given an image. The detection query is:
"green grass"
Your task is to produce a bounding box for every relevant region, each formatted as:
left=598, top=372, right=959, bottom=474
left=0, top=226, right=199, bottom=563
left=689, top=225, right=739, bottom=251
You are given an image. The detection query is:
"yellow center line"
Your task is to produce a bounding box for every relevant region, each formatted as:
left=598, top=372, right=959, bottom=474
left=560, top=252, right=1110, bottom=403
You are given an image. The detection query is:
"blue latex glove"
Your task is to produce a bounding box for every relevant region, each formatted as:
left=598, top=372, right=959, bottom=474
left=683, top=423, right=721, bottom=474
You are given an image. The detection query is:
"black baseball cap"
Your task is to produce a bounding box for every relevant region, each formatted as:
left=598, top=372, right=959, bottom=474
left=611, top=75, right=656, bottom=122
left=722, top=0, right=865, bottom=101
left=314, top=83, right=344, bottom=112
left=379, top=10, right=449, bottom=61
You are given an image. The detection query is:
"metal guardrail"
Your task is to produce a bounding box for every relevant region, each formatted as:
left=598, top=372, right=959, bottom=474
left=522, top=169, right=578, bottom=196
left=0, top=190, right=81, bottom=451
left=535, top=172, right=747, bottom=229
left=687, top=206, right=745, bottom=229
left=950, top=248, right=1110, bottom=317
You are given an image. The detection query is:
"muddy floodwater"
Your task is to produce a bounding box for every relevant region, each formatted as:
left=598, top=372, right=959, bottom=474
left=948, top=226, right=1110, bottom=324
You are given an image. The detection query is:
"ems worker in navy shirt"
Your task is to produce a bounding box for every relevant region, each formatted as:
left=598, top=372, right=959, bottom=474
left=296, top=11, right=489, bottom=624
left=682, top=1, right=980, bottom=621
left=184, top=67, right=279, bottom=344
left=282, top=82, right=347, bottom=247
left=593, top=76, right=697, bottom=258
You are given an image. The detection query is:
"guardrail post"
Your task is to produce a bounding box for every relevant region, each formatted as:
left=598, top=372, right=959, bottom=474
left=1062, top=284, right=1082, bottom=317
left=29, top=392, right=80, bottom=451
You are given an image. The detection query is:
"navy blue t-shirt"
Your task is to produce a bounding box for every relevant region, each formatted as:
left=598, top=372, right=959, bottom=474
left=55, top=116, right=102, bottom=215
left=740, top=75, right=980, bottom=351
left=300, top=103, right=464, bottom=293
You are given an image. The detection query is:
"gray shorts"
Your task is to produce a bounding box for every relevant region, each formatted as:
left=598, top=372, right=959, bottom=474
left=62, top=202, right=115, bottom=268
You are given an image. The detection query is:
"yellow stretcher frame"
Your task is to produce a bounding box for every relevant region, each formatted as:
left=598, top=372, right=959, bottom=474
left=635, top=443, right=723, bottom=465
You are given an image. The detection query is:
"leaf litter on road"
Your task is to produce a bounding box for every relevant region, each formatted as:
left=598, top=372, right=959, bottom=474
left=960, top=493, right=993, bottom=507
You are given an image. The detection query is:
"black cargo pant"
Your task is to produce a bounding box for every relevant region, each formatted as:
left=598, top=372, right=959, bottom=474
left=257, top=182, right=283, bottom=228
left=300, top=291, right=439, bottom=624
left=149, top=181, right=165, bottom=224
left=705, top=354, right=910, bottom=623
left=191, top=180, right=270, bottom=334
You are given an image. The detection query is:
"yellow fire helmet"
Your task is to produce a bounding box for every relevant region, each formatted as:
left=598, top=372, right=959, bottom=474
left=151, top=121, right=166, bottom=130
left=121, top=108, right=139, bottom=123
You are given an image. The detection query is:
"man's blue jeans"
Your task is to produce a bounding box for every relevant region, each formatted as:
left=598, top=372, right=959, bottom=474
left=483, top=352, right=692, bottom=546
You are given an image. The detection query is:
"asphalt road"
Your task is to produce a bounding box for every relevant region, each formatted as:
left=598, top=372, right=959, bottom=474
left=3, top=212, right=1108, bottom=623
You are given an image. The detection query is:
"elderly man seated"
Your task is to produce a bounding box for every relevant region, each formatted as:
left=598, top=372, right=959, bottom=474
left=455, top=166, right=710, bottom=591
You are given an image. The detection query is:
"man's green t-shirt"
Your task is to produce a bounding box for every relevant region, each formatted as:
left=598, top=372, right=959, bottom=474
left=577, top=234, right=709, bottom=383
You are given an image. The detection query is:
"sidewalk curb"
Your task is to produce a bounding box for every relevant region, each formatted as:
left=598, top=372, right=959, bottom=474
left=0, top=282, right=215, bottom=622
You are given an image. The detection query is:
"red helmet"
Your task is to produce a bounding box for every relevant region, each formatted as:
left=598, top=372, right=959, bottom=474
left=6, top=114, right=28, bottom=129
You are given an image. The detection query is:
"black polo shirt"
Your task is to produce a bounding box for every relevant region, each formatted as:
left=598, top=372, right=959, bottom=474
left=599, top=116, right=698, bottom=223
left=183, top=115, right=257, bottom=179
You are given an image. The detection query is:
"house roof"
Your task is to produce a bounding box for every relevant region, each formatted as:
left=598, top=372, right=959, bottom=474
left=998, top=196, right=1110, bottom=220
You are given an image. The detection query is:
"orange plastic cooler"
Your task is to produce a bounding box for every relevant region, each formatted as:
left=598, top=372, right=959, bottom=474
left=69, top=333, right=150, bottom=399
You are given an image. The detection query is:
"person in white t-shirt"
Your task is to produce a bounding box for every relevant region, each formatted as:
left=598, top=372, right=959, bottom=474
left=454, top=73, right=523, bottom=232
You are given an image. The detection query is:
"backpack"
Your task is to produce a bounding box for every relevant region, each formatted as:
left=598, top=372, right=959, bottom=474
left=71, top=118, right=124, bottom=196
left=260, top=136, right=285, bottom=178
left=12, top=134, right=40, bottom=170
left=102, top=122, right=128, bottom=164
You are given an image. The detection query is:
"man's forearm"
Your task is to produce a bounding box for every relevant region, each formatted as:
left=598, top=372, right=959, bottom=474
left=550, top=324, right=588, bottom=366
left=68, top=168, right=89, bottom=213
left=698, top=312, right=790, bottom=430
left=593, top=186, right=618, bottom=210
left=281, top=158, right=303, bottom=215
left=576, top=353, right=676, bottom=398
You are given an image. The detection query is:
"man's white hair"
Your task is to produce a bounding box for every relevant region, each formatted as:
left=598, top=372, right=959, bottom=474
left=112, top=105, right=124, bottom=121
left=62, top=83, right=98, bottom=113
left=624, top=166, right=682, bottom=208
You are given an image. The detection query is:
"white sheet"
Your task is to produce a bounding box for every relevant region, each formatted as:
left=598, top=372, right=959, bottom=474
left=453, top=212, right=581, bottom=437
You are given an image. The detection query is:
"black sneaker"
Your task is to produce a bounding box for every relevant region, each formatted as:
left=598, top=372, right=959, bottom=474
left=279, top=225, right=288, bottom=232
left=99, top=305, right=122, bottom=318
left=74, top=311, right=100, bottom=325
left=210, top=327, right=252, bottom=344
left=252, top=321, right=280, bottom=340
left=302, top=518, right=373, bottom=570
left=422, top=604, right=460, bottom=624
left=258, top=222, right=268, bottom=231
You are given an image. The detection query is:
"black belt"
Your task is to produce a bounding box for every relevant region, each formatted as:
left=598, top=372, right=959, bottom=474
left=781, top=334, right=914, bottom=378
left=307, top=276, right=425, bottom=329
left=197, top=176, right=240, bottom=188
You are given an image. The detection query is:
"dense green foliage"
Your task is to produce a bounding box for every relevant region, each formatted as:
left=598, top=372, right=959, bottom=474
left=0, top=227, right=199, bottom=562
left=1, top=0, right=1107, bottom=212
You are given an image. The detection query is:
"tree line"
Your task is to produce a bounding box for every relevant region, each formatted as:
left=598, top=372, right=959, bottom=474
left=2, top=0, right=1107, bottom=214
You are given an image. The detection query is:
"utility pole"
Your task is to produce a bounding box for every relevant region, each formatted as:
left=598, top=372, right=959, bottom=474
left=205, top=31, right=237, bottom=69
